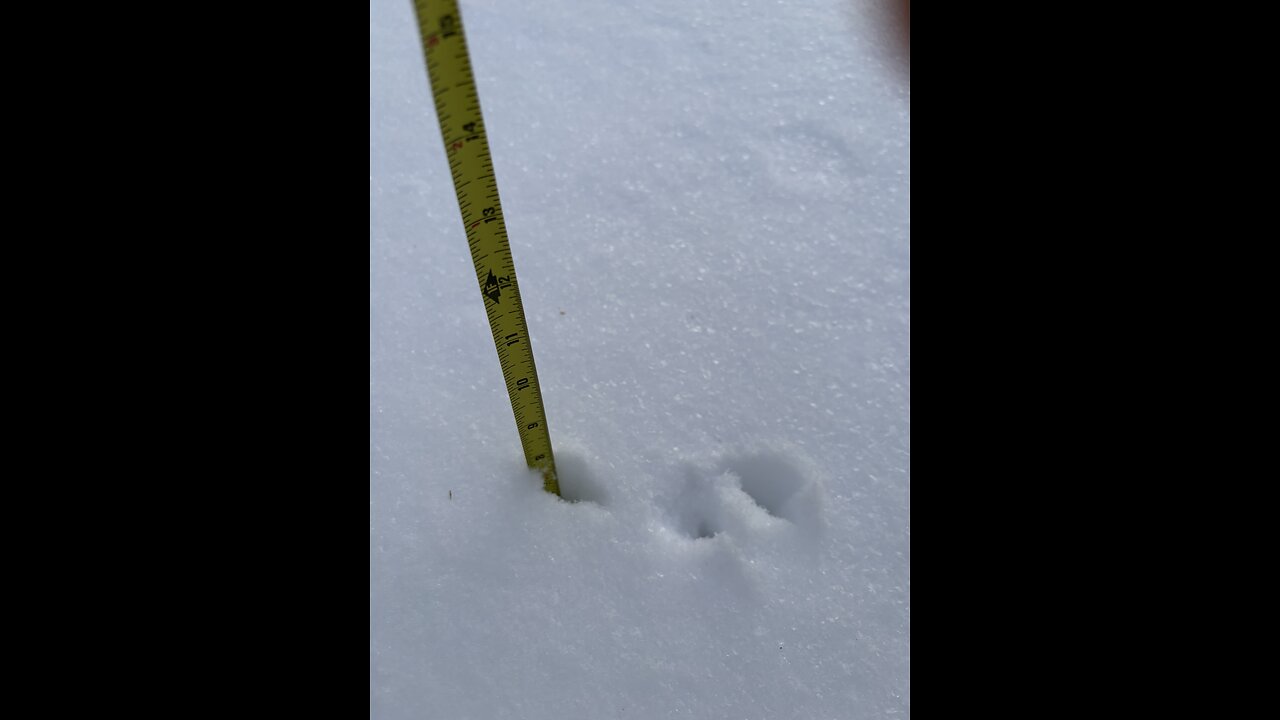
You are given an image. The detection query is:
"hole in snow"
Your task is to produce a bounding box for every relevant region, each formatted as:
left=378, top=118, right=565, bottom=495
left=670, top=464, right=723, bottom=540
left=666, top=452, right=821, bottom=543
left=720, top=453, right=807, bottom=521
left=554, top=452, right=609, bottom=506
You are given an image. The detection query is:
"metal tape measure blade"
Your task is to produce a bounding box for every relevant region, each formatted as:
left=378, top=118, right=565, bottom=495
left=412, top=0, right=559, bottom=495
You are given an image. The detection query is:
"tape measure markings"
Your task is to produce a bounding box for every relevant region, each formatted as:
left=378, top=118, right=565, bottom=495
left=411, top=0, right=560, bottom=495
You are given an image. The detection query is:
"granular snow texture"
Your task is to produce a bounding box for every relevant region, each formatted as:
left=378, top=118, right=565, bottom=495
left=371, top=0, right=909, bottom=717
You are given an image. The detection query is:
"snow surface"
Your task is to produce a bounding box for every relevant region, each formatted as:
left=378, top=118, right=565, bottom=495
left=371, top=0, right=909, bottom=717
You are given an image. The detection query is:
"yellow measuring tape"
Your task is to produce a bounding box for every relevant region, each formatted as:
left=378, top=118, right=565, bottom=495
left=411, top=0, right=559, bottom=495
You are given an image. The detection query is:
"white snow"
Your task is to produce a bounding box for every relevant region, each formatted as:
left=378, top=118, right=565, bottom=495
left=371, top=0, right=909, bottom=717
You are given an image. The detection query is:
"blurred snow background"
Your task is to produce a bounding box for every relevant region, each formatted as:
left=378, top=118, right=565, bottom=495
left=371, top=0, right=908, bottom=717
